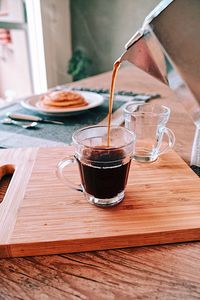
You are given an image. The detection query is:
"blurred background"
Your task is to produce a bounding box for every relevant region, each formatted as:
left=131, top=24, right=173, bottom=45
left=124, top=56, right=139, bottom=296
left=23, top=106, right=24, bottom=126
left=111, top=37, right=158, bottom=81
left=0, top=0, right=160, bottom=101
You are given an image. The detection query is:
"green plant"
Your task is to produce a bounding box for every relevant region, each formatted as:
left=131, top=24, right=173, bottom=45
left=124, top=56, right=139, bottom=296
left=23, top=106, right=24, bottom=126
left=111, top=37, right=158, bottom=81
left=67, top=49, right=92, bottom=81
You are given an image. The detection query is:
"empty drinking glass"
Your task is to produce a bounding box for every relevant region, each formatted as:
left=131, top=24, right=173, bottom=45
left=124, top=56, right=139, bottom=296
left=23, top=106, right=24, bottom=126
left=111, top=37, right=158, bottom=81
left=124, top=103, right=175, bottom=162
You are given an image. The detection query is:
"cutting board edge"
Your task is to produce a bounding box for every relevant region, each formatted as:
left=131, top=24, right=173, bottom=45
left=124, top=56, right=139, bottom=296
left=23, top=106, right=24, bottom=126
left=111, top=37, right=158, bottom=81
left=1, top=227, right=200, bottom=258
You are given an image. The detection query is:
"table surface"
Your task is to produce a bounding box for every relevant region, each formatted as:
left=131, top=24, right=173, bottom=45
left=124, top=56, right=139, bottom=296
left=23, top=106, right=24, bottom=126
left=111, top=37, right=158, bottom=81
left=0, top=66, right=200, bottom=300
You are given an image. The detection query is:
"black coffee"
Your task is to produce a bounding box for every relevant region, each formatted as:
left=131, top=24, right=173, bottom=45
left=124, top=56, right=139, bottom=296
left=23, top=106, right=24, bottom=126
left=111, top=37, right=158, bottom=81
left=77, top=148, right=131, bottom=199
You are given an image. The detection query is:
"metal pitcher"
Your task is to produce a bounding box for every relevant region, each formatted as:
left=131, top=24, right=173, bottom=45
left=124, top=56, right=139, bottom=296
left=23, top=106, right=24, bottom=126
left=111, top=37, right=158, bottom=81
left=120, top=0, right=200, bottom=103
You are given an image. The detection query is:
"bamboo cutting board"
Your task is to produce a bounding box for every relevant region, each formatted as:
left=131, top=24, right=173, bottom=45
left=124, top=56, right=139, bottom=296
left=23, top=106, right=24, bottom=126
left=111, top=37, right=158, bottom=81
left=0, top=146, right=199, bottom=258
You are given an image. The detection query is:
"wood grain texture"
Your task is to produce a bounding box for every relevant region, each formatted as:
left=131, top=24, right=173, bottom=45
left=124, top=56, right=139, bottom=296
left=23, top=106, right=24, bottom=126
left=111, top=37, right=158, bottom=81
left=0, top=243, right=200, bottom=299
left=0, top=146, right=199, bottom=258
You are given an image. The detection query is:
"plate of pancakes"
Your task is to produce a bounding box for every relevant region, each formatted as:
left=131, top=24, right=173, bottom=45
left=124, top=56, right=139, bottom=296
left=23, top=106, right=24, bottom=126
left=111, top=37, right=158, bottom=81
left=21, top=90, right=104, bottom=116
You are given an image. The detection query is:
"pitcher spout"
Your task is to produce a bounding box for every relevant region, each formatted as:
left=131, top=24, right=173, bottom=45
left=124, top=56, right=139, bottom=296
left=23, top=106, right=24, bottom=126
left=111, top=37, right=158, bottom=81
left=119, top=29, right=168, bottom=85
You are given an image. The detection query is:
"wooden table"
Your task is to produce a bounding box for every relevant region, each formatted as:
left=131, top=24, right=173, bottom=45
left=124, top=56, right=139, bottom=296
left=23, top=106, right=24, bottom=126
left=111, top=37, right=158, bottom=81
left=0, top=66, right=200, bottom=300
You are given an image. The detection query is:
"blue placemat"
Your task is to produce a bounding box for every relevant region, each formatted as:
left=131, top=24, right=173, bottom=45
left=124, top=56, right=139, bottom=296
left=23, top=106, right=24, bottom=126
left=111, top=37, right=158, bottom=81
left=0, top=88, right=159, bottom=146
left=0, top=98, right=123, bottom=145
left=0, top=88, right=199, bottom=177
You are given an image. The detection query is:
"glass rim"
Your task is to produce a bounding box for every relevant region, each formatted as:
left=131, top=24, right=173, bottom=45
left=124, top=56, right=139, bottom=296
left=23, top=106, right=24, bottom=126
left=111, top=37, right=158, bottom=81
left=72, top=125, right=136, bottom=150
left=74, top=154, right=133, bottom=166
left=123, top=102, right=170, bottom=117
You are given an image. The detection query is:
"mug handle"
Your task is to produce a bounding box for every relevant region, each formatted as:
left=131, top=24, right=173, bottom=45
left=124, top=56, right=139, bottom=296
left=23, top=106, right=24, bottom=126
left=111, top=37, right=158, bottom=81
left=56, top=155, right=83, bottom=192
left=158, top=127, right=175, bottom=155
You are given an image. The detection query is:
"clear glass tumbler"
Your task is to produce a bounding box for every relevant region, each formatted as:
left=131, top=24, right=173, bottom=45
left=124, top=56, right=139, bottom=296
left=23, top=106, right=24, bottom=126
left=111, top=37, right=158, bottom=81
left=57, top=125, right=136, bottom=207
left=124, top=103, right=175, bottom=162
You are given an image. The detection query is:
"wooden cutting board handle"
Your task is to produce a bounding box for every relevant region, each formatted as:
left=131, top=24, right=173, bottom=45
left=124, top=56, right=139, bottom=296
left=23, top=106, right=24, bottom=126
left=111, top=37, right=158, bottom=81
left=0, top=148, right=39, bottom=247
left=0, top=164, right=15, bottom=181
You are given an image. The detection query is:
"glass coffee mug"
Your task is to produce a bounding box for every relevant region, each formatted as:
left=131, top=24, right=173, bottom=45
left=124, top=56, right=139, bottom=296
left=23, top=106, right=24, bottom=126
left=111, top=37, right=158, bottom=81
left=57, top=125, right=136, bottom=207
left=123, top=103, right=175, bottom=162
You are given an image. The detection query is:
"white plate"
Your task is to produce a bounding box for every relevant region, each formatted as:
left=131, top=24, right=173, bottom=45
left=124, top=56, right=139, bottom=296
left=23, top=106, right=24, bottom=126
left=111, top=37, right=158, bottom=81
left=21, top=91, right=104, bottom=116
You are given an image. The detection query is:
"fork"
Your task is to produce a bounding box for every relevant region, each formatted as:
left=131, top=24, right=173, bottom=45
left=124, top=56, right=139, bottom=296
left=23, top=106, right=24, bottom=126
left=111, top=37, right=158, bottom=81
left=0, top=118, right=38, bottom=129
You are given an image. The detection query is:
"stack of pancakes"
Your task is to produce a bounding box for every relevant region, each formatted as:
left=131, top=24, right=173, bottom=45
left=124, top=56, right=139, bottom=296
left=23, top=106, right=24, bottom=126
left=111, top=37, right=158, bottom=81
left=37, top=90, right=88, bottom=110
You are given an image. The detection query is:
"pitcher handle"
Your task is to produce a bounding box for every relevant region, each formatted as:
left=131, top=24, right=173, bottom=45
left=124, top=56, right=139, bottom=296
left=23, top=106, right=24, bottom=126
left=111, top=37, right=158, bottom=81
left=158, top=127, right=175, bottom=155
left=56, top=155, right=83, bottom=192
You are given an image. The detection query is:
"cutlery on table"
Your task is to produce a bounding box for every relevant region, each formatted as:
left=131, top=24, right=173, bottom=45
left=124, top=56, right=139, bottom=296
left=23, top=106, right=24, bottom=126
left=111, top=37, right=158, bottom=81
left=7, top=113, right=65, bottom=125
left=0, top=118, right=38, bottom=129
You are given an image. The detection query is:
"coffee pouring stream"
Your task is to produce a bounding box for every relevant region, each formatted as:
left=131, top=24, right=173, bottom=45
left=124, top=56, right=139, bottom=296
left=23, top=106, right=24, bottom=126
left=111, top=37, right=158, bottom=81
left=117, top=0, right=200, bottom=167
left=107, top=0, right=200, bottom=168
